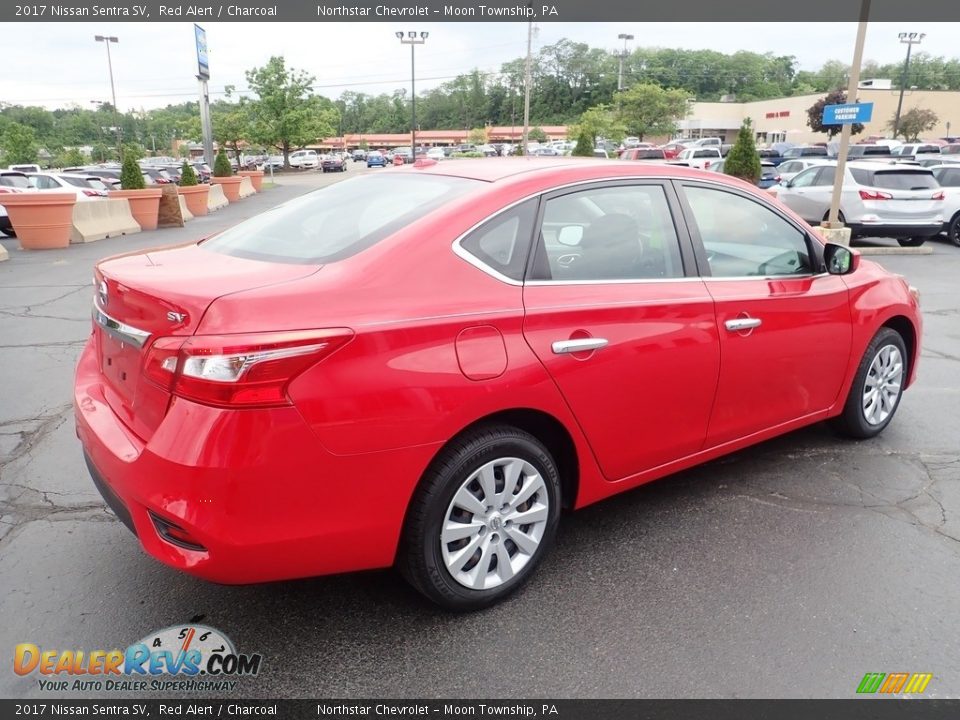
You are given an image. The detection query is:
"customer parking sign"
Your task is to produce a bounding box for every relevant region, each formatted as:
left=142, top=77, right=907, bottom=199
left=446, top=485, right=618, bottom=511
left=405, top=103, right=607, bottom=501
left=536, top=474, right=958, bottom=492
left=823, top=102, right=873, bottom=125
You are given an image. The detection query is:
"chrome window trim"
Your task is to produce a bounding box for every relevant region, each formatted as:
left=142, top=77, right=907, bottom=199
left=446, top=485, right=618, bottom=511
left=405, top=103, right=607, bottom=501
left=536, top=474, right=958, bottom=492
left=451, top=174, right=820, bottom=288
left=92, top=304, right=151, bottom=348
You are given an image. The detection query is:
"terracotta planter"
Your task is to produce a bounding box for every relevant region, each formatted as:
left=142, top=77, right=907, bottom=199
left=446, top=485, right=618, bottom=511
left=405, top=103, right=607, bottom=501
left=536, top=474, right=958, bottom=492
left=211, top=176, right=243, bottom=202
left=1, top=192, right=76, bottom=250
left=177, top=184, right=210, bottom=217
left=110, top=188, right=163, bottom=231
left=237, top=170, right=265, bottom=192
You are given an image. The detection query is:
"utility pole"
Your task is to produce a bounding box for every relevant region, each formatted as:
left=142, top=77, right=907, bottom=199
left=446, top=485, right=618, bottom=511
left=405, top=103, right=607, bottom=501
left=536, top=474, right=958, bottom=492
left=522, top=20, right=533, bottom=155
left=824, top=0, right=870, bottom=231
left=397, top=31, right=429, bottom=155
left=94, top=35, right=122, bottom=160
left=892, top=32, right=925, bottom=139
left=617, top=33, right=634, bottom=91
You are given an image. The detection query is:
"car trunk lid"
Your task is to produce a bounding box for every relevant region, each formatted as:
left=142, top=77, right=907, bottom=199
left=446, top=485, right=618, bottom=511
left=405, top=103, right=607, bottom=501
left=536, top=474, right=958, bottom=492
left=92, top=244, right=321, bottom=440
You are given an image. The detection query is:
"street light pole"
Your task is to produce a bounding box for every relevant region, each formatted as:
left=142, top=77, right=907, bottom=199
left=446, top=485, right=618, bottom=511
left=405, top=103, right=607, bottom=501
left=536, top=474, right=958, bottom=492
left=397, top=31, right=428, bottom=155
left=617, top=33, right=634, bottom=92
left=892, top=32, right=925, bottom=139
left=94, top=35, right=122, bottom=160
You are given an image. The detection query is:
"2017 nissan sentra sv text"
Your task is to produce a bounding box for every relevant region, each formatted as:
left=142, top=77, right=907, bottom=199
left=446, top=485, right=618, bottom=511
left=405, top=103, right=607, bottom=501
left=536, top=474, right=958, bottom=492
left=75, top=158, right=921, bottom=610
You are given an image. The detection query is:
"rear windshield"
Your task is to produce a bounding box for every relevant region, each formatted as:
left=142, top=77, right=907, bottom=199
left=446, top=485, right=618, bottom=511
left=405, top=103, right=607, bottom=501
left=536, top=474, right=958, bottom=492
left=202, top=174, right=481, bottom=264
left=850, top=168, right=938, bottom=190
left=0, top=175, right=31, bottom=188
left=634, top=149, right=665, bottom=159
left=61, top=176, right=92, bottom=188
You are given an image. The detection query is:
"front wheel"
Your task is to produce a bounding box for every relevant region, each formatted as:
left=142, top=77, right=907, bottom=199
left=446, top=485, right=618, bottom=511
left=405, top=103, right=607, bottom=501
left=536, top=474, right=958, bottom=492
left=831, top=327, right=908, bottom=439
left=897, top=237, right=926, bottom=247
left=399, top=425, right=562, bottom=611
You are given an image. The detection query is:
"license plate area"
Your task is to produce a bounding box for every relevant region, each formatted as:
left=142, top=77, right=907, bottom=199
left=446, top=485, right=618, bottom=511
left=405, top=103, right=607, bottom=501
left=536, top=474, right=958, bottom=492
left=97, top=327, right=142, bottom=403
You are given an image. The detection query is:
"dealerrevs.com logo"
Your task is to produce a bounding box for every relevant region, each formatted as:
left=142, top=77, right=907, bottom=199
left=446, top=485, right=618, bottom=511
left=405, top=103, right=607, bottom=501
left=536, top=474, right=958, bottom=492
left=14, top=625, right=263, bottom=693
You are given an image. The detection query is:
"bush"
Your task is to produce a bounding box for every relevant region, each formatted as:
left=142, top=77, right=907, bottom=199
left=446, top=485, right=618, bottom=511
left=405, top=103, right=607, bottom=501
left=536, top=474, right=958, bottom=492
left=451, top=151, right=484, bottom=158
left=180, top=161, right=199, bottom=186
left=213, top=151, right=233, bottom=177
left=724, top=118, right=762, bottom=183
left=572, top=131, right=594, bottom=157
left=120, top=156, right=145, bottom=190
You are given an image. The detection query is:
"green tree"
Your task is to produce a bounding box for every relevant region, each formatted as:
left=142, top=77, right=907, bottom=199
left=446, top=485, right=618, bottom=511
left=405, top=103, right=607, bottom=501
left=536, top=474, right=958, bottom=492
left=1, top=123, right=39, bottom=164
left=56, top=148, right=87, bottom=168
left=724, top=118, right=762, bottom=183
left=572, top=130, right=594, bottom=157
left=180, top=161, right=198, bottom=186
left=807, top=90, right=864, bottom=139
left=122, top=143, right=145, bottom=162
left=888, top=106, right=939, bottom=141
left=213, top=150, right=233, bottom=177
left=91, top=142, right=113, bottom=163
left=245, top=56, right=338, bottom=169
left=468, top=127, right=488, bottom=145
left=213, top=103, right=252, bottom=158
left=528, top=127, right=548, bottom=143
left=615, top=84, right=692, bottom=140
left=120, top=156, right=145, bottom=190
left=569, top=104, right=625, bottom=146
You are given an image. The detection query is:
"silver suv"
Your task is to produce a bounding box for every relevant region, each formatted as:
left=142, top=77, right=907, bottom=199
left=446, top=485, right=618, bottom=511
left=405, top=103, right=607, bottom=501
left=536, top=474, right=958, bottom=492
left=775, top=161, right=944, bottom=246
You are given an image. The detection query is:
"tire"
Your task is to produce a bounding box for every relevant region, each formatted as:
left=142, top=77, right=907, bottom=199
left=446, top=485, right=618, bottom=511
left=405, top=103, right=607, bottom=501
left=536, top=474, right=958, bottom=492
left=897, top=237, right=926, bottom=247
left=821, top=210, right=846, bottom=225
left=399, top=425, right=562, bottom=611
left=831, top=327, right=908, bottom=439
left=947, top=213, right=960, bottom=248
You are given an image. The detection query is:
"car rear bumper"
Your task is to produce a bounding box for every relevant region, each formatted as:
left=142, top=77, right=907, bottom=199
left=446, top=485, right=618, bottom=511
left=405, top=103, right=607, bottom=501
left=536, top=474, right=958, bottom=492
left=74, top=338, right=432, bottom=585
left=849, top=222, right=942, bottom=239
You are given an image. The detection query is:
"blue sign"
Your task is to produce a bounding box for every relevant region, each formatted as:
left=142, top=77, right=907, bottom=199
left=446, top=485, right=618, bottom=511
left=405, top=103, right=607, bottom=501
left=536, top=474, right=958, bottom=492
left=195, top=24, right=209, bottom=80
left=823, top=102, right=873, bottom=125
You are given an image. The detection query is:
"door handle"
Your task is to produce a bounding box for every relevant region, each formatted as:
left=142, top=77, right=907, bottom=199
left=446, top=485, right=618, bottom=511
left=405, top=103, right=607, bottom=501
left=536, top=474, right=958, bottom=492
left=552, top=338, right=609, bottom=355
left=724, top=317, right=762, bottom=332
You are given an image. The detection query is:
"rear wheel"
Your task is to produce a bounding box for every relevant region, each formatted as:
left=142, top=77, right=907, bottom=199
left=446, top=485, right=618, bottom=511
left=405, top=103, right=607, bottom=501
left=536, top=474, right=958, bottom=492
left=399, top=425, right=562, bottom=611
left=831, top=327, right=907, bottom=439
left=948, top=214, right=960, bottom=247
left=897, top=237, right=926, bottom=247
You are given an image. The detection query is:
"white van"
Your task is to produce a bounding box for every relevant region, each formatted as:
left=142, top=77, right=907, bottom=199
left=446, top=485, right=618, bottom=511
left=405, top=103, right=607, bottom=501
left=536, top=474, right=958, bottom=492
left=8, top=164, right=42, bottom=174
left=288, top=150, right=319, bottom=169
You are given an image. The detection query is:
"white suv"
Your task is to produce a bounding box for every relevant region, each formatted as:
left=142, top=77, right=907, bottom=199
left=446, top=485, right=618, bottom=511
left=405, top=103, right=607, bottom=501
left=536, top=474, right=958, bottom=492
left=775, top=161, right=944, bottom=246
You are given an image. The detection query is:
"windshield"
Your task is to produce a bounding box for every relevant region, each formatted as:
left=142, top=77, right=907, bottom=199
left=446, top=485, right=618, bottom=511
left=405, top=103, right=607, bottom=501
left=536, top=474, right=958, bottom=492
left=202, top=174, right=481, bottom=264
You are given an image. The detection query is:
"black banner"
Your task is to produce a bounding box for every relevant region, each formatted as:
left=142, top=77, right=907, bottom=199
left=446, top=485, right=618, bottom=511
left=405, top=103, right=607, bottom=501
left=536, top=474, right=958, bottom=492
left=2, top=700, right=960, bottom=719
left=3, top=0, right=960, bottom=22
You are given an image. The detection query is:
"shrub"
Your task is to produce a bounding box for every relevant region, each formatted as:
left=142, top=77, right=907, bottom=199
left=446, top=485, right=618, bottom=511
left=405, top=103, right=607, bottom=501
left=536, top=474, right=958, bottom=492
left=180, top=161, right=198, bottom=186
left=724, top=118, right=762, bottom=183
left=120, top=156, right=145, bottom=190
left=572, top=131, right=594, bottom=157
left=213, top=151, right=233, bottom=177
left=451, top=151, right=484, bottom=158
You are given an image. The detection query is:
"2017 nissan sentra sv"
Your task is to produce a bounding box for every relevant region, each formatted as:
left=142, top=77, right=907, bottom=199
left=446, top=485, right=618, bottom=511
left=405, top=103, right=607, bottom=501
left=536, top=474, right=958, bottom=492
left=75, top=159, right=921, bottom=610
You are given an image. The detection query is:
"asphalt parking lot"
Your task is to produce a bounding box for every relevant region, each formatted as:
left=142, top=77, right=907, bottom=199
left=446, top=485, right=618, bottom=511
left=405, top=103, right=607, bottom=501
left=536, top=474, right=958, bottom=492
left=1, top=163, right=958, bottom=699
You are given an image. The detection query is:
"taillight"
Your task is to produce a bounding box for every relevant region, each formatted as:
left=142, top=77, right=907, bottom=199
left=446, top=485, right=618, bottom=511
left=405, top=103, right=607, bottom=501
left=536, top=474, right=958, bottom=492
left=859, top=189, right=893, bottom=200
left=932, top=191, right=945, bottom=200
left=82, top=189, right=101, bottom=197
left=774, top=176, right=781, bottom=183
left=143, top=329, right=353, bottom=408
left=704, top=161, right=711, bottom=169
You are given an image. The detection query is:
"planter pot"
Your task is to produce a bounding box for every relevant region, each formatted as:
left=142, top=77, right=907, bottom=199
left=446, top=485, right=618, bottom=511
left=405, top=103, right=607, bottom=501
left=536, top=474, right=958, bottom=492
left=1, top=192, right=76, bottom=250
left=211, top=176, right=243, bottom=202
left=177, top=184, right=211, bottom=217
left=237, top=170, right=265, bottom=192
left=110, top=188, right=163, bottom=231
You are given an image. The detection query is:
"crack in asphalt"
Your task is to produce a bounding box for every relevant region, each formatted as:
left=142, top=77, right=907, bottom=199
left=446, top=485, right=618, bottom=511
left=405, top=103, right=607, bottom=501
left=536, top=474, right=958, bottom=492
left=0, top=339, right=87, bottom=350
left=730, top=451, right=959, bottom=551
left=921, top=347, right=960, bottom=363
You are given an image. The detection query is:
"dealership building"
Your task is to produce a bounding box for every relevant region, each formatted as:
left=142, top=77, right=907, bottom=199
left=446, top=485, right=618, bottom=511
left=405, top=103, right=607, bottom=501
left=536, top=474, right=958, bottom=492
left=678, top=85, right=960, bottom=145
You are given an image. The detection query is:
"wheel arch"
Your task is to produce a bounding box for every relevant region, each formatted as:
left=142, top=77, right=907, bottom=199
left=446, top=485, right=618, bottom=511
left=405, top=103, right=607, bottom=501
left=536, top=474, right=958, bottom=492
left=882, top=314, right=918, bottom=386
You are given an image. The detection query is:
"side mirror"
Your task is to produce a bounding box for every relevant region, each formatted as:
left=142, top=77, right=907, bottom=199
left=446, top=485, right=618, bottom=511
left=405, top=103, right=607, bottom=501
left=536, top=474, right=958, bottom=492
left=557, top=226, right=584, bottom=246
left=824, top=242, right=859, bottom=275
left=783, top=179, right=794, bottom=188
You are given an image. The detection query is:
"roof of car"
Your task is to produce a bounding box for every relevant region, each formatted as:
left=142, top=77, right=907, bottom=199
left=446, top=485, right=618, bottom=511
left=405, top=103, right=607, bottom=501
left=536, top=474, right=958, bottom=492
left=406, top=157, right=739, bottom=184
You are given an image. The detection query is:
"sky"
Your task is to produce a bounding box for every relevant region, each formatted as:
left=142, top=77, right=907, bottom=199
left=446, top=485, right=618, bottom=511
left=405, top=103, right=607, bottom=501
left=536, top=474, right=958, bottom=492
left=3, top=22, right=959, bottom=111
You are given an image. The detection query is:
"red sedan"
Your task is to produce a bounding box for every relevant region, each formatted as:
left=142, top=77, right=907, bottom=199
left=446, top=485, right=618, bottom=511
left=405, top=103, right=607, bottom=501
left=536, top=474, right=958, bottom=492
left=75, top=159, right=921, bottom=610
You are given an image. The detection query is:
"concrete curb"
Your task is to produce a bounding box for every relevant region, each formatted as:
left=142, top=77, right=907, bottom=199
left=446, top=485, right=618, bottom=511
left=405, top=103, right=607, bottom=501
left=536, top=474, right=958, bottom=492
left=857, top=246, right=934, bottom=256
left=0, top=243, right=8, bottom=262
